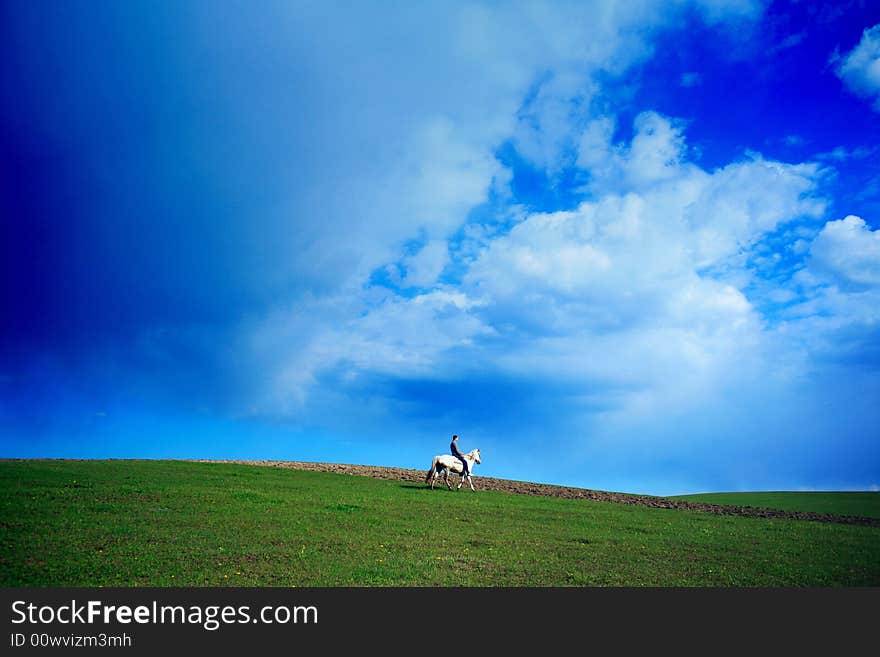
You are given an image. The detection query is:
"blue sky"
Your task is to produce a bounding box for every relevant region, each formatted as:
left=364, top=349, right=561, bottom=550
left=2, top=0, right=879, bottom=494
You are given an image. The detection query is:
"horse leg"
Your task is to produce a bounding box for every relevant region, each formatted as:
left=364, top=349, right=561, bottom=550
left=430, top=471, right=436, bottom=490
left=467, top=475, right=475, bottom=492
left=443, top=469, right=452, bottom=490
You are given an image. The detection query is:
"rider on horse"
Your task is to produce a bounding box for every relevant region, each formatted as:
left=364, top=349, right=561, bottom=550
left=450, top=434, right=470, bottom=479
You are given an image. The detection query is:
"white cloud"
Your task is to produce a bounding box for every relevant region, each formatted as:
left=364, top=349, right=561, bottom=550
left=833, top=24, right=880, bottom=111
left=576, top=116, right=617, bottom=170
left=245, top=106, right=836, bottom=425
left=399, top=117, right=505, bottom=241
left=513, top=70, right=598, bottom=172
left=330, top=289, right=490, bottom=376
left=217, top=1, right=839, bottom=424
left=625, top=112, right=690, bottom=187
left=190, top=1, right=768, bottom=298
left=449, top=114, right=826, bottom=419
left=815, top=144, right=875, bottom=162
left=682, top=156, right=825, bottom=267
left=577, top=113, right=824, bottom=264
left=240, top=287, right=492, bottom=416
left=401, top=240, right=450, bottom=289
left=577, top=111, right=691, bottom=193
left=810, top=215, right=880, bottom=288
left=767, top=215, right=880, bottom=373
left=508, top=1, right=763, bottom=172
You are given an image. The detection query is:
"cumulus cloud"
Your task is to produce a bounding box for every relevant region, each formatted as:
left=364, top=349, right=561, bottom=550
left=833, top=24, right=880, bottom=111
left=624, top=112, right=690, bottom=187
left=219, top=0, right=771, bottom=293
left=577, top=113, right=824, bottom=263
left=215, top=2, right=780, bottom=418
left=576, top=111, right=691, bottom=192
left=243, top=288, right=492, bottom=417
left=682, top=156, right=825, bottom=267
left=815, top=145, right=874, bottom=161
left=576, top=116, right=617, bottom=170
left=154, top=3, right=870, bottom=459
left=400, top=241, right=451, bottom=289
left=810, top=215, right=880, bottom=288
left=767, top=215, right=880, bottom=374
left=509, top=0, right=763, bottom=172
left=255, top=111, right=827, bottom=429
left=458, top=116, right=824, bottom=416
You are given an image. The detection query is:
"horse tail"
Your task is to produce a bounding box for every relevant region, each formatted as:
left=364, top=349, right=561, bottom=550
left=425, top=457, right=437, bottom=484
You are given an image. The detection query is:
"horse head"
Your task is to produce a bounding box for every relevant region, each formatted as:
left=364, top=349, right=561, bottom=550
left=470, top=448, right=481, bottom=464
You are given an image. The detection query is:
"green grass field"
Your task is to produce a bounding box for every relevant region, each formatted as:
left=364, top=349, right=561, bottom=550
left=670, top=491, right=880, bottom=519
left=2, top=460, right=878, bottom=586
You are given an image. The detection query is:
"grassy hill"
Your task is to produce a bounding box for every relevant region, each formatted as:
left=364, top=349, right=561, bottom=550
left=1, top=460, right=878, bottom=586
left=669, top=491, right=880, bottom=520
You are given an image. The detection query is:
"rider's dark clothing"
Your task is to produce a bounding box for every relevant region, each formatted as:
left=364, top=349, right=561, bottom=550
left=451, top=439, right=470, bottom=477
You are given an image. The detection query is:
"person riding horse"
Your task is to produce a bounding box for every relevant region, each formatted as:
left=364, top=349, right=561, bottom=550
left=450, top=434, right=469, bottom=479
left=425, top=445, right=481, bottom=490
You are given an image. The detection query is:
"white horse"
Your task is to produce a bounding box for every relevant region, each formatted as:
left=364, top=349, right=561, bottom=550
left=425, top=448, right=481, bottom=491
